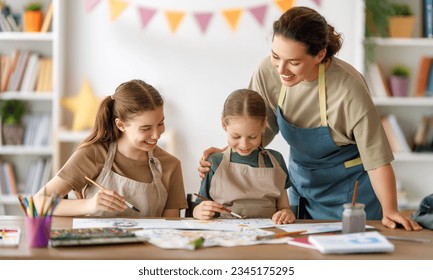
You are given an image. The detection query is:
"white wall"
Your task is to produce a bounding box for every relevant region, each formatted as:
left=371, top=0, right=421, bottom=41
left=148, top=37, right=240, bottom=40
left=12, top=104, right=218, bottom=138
left=63, top=0, right=364, bottom=195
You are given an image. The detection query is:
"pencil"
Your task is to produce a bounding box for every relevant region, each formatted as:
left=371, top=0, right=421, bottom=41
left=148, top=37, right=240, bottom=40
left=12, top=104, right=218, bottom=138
left=256, top=230, right=307, bottom=240
left=193, top=193, right=244, bottom=219
left=85, top=176, right=140, bottom=213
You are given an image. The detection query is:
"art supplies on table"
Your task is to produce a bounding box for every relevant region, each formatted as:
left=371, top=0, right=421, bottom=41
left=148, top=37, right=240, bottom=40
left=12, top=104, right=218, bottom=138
left=0, top=228, right=20, bottom=247
left=134, top=227, right=290, bottom=250
left=18, top=193, right=61, bottom=248
left=49, top=227, right=147, bottom=247
left=308, top=231, right=395, bottom=254
left=287, top=236, right=318, bottom=250
left=276, top=222, right=374, bottom=235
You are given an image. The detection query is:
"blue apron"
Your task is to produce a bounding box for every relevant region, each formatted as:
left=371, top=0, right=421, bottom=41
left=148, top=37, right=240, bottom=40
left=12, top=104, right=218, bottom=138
left=276, top=63, right=382, bottom=220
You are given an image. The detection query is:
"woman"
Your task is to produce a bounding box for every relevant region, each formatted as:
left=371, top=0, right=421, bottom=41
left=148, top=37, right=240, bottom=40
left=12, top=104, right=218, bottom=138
left=200, top=6, right=421, bottom=231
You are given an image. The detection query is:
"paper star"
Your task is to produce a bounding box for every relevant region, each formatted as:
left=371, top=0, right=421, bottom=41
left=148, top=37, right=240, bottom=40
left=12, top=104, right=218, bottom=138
left=61, top=79, right=100, bottom=131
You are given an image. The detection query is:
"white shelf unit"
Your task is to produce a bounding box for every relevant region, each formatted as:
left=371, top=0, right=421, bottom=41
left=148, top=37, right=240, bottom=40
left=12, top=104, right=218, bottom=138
left=0, top=0, right=62, bottom=215
left=366, top=38, right=433, bottom=207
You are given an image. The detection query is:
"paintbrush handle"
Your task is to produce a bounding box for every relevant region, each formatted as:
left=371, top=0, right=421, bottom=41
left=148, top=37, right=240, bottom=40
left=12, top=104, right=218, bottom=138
left=256, top=230, right=307, bottom=240
left=85, top=176, right=140, bottom=212
left=193, top=193, right=243, bottom=218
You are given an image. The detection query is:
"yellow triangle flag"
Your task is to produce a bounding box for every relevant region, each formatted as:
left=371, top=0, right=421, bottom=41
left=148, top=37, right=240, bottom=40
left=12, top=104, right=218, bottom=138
left=274, top=0, right=296, bottom=13
left=222, top=9, right=243, bottom=31
left=109, top=0, right=129, bottom=21
left=165, top=11, right=185, bottom=33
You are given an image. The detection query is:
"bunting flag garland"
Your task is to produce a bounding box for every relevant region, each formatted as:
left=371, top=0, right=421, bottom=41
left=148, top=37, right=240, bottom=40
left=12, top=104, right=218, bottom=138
left=85, top=0, right=102, bottom=13
left=274, top=0, right=296, bottom=12
left=138, top=6, right=157, bottom=29
left=222, top=9, right=243, bottom=31
left=312, top=0, right=322, bottom=7
left=248, top=5, right=268, bottom=26
left=84, top=0, right=323, bottom=34
left=165, top=11, right=186, bottom=33
left=108, top=0, right=129, bottom=21
left=193, top=12, right=214, bottom=34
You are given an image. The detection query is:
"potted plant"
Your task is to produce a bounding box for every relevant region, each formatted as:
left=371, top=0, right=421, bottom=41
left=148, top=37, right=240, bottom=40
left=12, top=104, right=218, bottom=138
left=388, top=3, right=415, bottom=38
left=0, top=99, right=26, bottom=145
left=23, top=1, right=43, bottom=32
left=389, top=64, right=410, bottom=97
left=365, top=0, right=392, bottom=38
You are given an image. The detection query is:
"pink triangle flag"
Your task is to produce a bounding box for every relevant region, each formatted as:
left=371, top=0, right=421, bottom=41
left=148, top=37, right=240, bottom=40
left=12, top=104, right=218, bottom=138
left=312, top=0, right=322, bottom=7
left=85, top=0, right=101, bottom=13
left=248, top=4, right=268, bottom=26
left=193, top=12, right=213, bottom=34
left=138, top=6, right=157, bottom=29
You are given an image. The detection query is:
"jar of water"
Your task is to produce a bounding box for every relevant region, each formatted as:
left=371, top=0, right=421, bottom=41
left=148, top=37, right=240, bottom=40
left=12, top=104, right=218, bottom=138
left=342, top=203, right=366, bottom=234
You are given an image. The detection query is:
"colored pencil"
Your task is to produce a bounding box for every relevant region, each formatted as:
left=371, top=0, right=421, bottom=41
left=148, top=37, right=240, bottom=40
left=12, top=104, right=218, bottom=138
left=256, top=230, right=307, bottom=240
left=85, top=176, right=140, bottom=213
left=193, top=193, right=244, bottom=219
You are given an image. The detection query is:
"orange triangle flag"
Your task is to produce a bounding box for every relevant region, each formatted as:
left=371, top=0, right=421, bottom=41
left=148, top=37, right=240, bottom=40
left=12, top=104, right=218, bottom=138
left=109, top=0, right=129, bottom=21
left=274, top=0, right=296, bottom=13
left=164, top=11, right=185, bottom=33
left=222, top=9, right=243, bottom=31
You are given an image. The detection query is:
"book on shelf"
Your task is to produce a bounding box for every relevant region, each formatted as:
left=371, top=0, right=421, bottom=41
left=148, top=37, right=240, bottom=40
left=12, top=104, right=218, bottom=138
left=413, top=116, right=430, bottom=152
left=366, top=62, right=391, bottom=97
left=8, top=50, right=31, bottom=92
left=20, top=53, right=40, bottom=92
left=416, top=56, right=433, bottom=96
left=308, top=231, right=395, bottom=254
left=423, top=0, right=433, bottom=38
left=36, top=57, right=53, bottom=92
left=40, top=1, right=53, bottom=33
left=426, top=62, right=433, bottom=97
left=0, top=49, right=20, bottom=92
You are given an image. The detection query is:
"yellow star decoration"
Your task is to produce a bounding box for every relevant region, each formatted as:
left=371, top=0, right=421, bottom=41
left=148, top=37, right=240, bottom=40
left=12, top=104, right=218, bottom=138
left=61, top=79, right=101, bottom=131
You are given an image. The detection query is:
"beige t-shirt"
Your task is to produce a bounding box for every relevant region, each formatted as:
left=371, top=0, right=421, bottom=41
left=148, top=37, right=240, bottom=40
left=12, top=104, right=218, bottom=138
left=249, top=56, right=394, bottom=171
left=57, top=142, right=187, bottom=210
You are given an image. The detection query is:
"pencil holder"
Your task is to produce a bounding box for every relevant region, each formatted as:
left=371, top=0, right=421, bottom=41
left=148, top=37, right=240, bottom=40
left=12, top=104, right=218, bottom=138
left=24, top=216, right=52, bottom=248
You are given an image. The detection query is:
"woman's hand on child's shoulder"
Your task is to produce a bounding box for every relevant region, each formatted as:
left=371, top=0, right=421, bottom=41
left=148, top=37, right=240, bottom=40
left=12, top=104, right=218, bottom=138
left=198, top=146, right=227, bottom=178
left=193, top=200, right=223, bottom=220
left=272, top=208, right=296, bottom=224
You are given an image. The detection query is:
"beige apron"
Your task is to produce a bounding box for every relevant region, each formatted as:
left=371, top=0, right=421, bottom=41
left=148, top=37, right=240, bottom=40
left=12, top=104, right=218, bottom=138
left=210, top=148, right=287, bottom=218
left=83, top=142, right=168, bottom=217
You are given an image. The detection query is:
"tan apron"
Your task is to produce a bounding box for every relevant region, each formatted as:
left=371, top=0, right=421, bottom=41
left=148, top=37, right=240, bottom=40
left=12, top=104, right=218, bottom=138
left=83, top=142, right=168, bottom=217
left=210, top=148, right=287, bottom=218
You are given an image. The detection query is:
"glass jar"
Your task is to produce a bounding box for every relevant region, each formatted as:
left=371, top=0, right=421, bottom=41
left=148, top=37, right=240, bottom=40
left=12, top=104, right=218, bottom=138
left=342, top=203, right=366, bottom=234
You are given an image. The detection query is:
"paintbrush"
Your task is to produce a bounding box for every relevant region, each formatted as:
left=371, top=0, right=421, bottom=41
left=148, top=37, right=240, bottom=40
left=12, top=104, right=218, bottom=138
left=193, top=193, right=244, bottom=219
left=85, top=176, right=140, bottom=213
left=256, top=230, right=307, bottom=240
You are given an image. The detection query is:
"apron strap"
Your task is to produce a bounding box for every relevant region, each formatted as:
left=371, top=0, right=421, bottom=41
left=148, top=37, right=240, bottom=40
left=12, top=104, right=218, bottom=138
left=148, top=149, right=163, bottom=182
left=318, top=63, right=327, bottom=127
left=278, top=63, right=327, bottom=127
left=278, top=85, right=286, bottom=107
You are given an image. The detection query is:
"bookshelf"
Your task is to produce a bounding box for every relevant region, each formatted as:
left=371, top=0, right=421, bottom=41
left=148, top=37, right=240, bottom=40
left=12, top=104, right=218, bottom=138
left=365, top=0, right=433, bottom=209
left=0, top=0, right=61, bottom=215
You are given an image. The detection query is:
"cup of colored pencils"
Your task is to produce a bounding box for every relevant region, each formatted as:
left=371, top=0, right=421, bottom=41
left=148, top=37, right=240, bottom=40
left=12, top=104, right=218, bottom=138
left=18, top=193, right=60, bottom=248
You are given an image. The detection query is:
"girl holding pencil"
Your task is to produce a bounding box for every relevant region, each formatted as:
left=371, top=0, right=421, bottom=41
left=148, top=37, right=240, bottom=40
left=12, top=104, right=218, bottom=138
left=193, top=89, right=295, bottom=224
left=34, top=79, right=187, bottom=217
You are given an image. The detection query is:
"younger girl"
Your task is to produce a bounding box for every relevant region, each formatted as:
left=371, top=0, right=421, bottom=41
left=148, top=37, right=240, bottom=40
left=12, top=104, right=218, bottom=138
left=193, top=89, right=295, bottom=224
left=35, top=79, right=187, bottom=217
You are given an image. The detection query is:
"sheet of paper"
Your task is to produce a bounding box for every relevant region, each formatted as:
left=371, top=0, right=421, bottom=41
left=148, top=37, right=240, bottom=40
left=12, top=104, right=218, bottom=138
left=72, top=218, right=170, bottom=229
left=134, top=228, right=289, bottom=250
left=276, top=222, right=374, bottom=234
left=72, top=218, right=276, bottom=231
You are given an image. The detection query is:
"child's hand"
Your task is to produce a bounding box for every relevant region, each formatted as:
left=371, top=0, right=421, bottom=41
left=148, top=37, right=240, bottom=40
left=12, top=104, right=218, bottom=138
left=193, top=201, right=223, bottom=220
left=272, top=208, right=296, bottom=224
left=87, top=189, right=127, bottom=214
